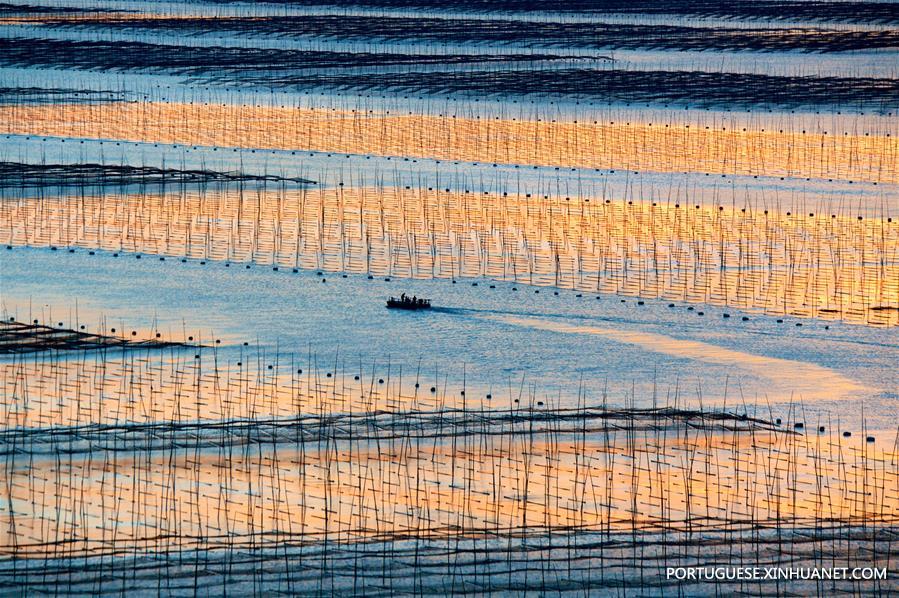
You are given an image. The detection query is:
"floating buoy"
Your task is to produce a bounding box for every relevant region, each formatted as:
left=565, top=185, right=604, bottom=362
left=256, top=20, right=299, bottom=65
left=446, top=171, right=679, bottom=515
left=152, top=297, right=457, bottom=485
left=843, top=431, right=851, bottom=437
left=867, top=436, right=875, bottom=443
left=723, top=313, right=730, bottom=318
left=430, top=387, right=436, bottom=393
left=742, top=316, right=749, bottom=321
left=794, top=422, right=804, bottom=429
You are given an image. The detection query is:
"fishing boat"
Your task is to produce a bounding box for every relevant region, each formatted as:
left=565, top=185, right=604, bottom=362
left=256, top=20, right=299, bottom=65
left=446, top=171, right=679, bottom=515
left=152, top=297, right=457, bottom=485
left=386, top=295, right=431, bottom=310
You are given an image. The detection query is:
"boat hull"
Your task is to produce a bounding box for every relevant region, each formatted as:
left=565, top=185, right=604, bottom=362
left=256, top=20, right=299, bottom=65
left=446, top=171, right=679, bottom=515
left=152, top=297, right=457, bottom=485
left=386, top=299, right=431, bottom=310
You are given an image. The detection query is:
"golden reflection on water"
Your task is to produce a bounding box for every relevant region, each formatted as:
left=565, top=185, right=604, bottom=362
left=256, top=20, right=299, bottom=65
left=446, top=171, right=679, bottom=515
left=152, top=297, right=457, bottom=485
left=2, top=419, right=896, bottom=558
left=2, top=10, right=897, bottom=593
left=3, top=185, right=896, bottom=325
left=1, top=102, right=895, bottom=183
left=1, top=351, right=895, bottom=559
left=0, top=352, right=445, bottom=429
left=492, top=315, right=868, bottom=402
